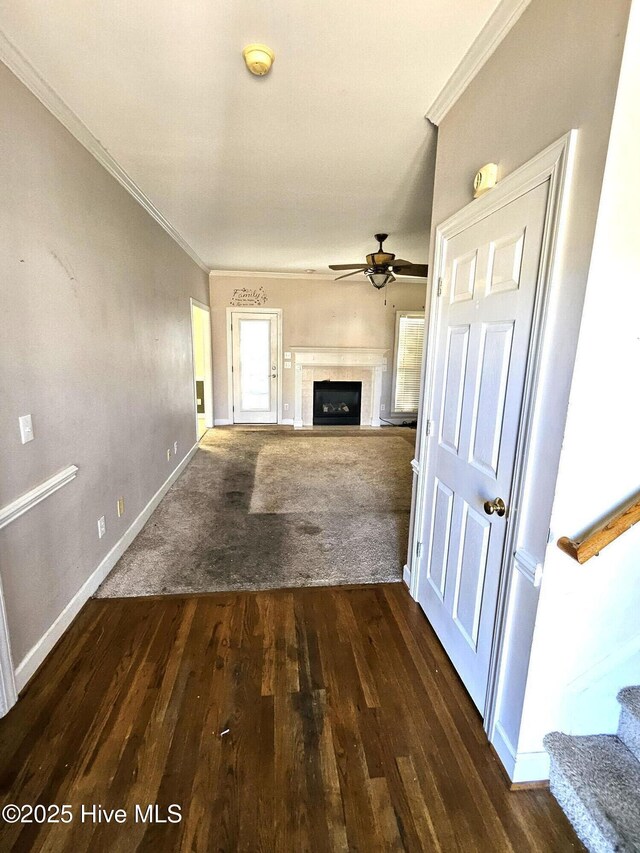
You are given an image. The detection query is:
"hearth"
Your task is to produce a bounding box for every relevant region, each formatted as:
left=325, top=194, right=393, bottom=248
left=313, top=380, right=362, bottom=426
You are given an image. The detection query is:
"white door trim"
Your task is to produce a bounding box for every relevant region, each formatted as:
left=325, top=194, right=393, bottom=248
left=408, top=131, right=577, bottom=735
left=190, top=298, right=214, bottom=435
left=226, top=308, right=283, bottom=424
left=0, top=576, right=18, bottom=717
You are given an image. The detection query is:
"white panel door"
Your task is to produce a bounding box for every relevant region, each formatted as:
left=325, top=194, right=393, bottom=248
left=416, top=182, right=549, bottom=713
left=231, top=311, right=279, bottom=424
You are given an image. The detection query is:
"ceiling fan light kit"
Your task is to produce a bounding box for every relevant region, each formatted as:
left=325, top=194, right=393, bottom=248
left=242, top=44, right=275, bottom=76
left=329, top=233, right=428, bottom=289
left=369, top=271, right=396, bottom=289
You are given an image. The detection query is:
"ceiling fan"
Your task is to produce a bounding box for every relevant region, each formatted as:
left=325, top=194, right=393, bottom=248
left=329, top=233, right=428, bottom=289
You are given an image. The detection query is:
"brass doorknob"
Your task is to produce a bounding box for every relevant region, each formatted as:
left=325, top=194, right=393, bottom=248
left=483, top=497, right=506, bottom=517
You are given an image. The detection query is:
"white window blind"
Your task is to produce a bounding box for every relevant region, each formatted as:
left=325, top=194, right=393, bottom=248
left=393, top=313, right=425, bottom=413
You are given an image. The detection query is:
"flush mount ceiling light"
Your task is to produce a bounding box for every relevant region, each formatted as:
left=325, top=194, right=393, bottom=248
left=242, top=44, right=275, bottom=76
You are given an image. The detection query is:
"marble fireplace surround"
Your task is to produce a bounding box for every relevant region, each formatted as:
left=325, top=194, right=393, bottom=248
left=292, top=347, right=388, bottom=428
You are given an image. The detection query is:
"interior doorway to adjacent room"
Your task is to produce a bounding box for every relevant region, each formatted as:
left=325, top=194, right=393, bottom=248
left=190, top=299, right=213, bottom=440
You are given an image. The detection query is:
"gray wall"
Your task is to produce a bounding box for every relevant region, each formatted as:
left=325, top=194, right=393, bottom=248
left=432, top=0, right=630, bottom=229
left=425, top=0, right=631, bottom=773
left=209, top=274, right=426, bottom=421
left=517, top=0, right=640, bottom=754
left=0, top=63, right=209, bottom=666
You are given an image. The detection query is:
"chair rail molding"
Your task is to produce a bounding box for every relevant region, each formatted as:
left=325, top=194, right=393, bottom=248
left=0, top=465, right=79, bottom=531
left=0, top=465, right=81, bottom=715
left=425, top=0, right=532, bottom=125
left=13, top=443, right=198, bottom=694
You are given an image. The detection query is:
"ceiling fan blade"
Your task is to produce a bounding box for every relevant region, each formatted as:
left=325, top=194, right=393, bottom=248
left=394, top=264, right=429, bottom=278
left=329, top=263, right=368, bottom=271
left=334, top=269, right=368, bottom=281
left=390, top=259, right=413, bottom=268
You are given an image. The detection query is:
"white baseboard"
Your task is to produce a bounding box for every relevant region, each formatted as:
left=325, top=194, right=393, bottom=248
left=512, top=750, right=550, bottom=783
left=403, top=564, right=411, bottom=587
left=280, top=418, right=294, bottom=426
left=563, top=633, right=640, bottom=736
left=13, top=443, right=199, bottom=694
left=491, top=720, right=517, bottom=779
left=214, top=418, right=233, bottom=426
left=491, top=720, right=550, bottom=782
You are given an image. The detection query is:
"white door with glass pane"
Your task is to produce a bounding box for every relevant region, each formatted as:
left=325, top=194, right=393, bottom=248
left=231, top=311, right=279, bottom=423
left=416, top=181, right=549, bottom=713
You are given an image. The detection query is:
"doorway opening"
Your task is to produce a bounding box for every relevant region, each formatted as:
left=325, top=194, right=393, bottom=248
left=190, top=299, right=213, bottom=440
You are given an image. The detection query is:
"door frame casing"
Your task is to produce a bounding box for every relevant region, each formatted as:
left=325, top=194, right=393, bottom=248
left=0, top=575, right=17, bottom=717
left=190, top=298, right=214, bottom=436
left=408, top=131, right=577, bottom=775
left=226, top=307, right=283, bottom=424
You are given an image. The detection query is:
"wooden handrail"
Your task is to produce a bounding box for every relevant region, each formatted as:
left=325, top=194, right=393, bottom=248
left=557, top=493, right=640, bottom=563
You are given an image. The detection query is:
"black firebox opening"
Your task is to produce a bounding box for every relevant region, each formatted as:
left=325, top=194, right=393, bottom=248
left=313, top=380, right=362, bottom=426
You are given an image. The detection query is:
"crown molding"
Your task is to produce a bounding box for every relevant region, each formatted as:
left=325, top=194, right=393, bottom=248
left=425, top=0, right=532, bottom=126
left=0, top=30, right=209, bottom=273
left=210, top=269, right=427, bottom=282
left=210, top=269, right=336, bottom=280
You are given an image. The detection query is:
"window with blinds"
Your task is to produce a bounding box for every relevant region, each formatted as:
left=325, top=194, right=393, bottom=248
left=392, top=312, right=425, bottom=414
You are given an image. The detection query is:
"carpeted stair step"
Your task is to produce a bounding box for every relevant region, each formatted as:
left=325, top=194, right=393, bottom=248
left=544, top=731, right=640, bottom=853
left=618, top=686, right=640, bottom=762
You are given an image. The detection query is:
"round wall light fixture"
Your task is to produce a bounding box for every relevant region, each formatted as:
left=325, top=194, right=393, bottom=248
left=242, top=44, right=275, bottom=76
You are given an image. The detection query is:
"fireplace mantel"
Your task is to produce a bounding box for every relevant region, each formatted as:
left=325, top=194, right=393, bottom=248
left=292, top=347, right=388, bottom=429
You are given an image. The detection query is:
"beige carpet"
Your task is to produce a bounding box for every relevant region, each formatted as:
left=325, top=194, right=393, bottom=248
left=96, top=427, right=415, bottom=598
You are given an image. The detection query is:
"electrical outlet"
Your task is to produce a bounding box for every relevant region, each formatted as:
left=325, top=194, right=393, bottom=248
left=97, top=516, right=106, bottom=539
left=117, top=497, right=125, bottom=518
left=283, top=403, right=289, bottom=411
left=174, top=441, right=178, bottom=455
left=167, top=448, right=171, bottom=461
left=380, top=403, right=386, bottom=412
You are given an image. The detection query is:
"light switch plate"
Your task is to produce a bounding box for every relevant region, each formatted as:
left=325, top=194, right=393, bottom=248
left=284, top=361, right=292, bottom=369
left=97, top=516, right=106, bottom=538
left=19, top=414, right=34, bottom=444
left=284, top=351, right=292, bottom=359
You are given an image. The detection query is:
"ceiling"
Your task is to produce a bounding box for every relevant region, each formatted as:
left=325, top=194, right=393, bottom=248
left=0, top=1, right=500, bottom=273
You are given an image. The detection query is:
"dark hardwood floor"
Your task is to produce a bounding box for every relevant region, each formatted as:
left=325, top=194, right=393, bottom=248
left=0, top=584, right=582, bottom=851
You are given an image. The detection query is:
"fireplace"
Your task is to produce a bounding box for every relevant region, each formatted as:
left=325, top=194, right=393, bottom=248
left=313, top=381, right=362, bottom=426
